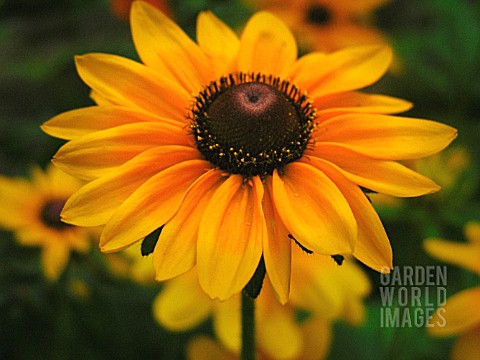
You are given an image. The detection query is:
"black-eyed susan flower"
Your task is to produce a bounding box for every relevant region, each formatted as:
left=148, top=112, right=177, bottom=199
left=154, top=248, right=370, bottom=360
left=244, top=0, right=391, bottom=53
left=42, top=1, right=456, bottom=302
left=0, top=165, right=92, bottom=281
left=425, top=223, right=480, bottom=360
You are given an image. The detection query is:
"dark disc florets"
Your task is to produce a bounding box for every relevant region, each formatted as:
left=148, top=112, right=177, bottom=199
left=189, top=73, right=316, bottom=177
left=40, top=199, right=71, bottom=230
left=306, top=5, right=332, bottom=25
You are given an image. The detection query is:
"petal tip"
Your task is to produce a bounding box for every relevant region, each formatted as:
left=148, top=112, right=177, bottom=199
left=380, top=265, right=393, bottom=274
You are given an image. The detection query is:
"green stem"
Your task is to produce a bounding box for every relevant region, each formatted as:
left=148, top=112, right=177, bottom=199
left=241, top=290, right=256, bottom=360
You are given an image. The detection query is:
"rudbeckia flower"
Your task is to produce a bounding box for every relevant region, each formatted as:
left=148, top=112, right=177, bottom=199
left=0, top=165, right=92, bottom=280
left=425, top=223, right=480, bottom=360
left=154, top=249, right=370, bottom=359
left=244, top=0, right=391, bottom=53
left=42, top=1, right=456, bottom=302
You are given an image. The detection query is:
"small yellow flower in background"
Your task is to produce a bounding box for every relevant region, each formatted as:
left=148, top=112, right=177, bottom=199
left=153, top=248, right=370, bottom=360
left=425, top=222, right=480, bottom=360
left=42, top=1, right=456, bottom=302
left=0, top=165, right=92, bottom=281
left=243, top=0, right=391, bottom=54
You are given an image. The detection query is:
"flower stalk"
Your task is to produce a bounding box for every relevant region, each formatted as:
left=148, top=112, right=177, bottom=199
left=241, top=289, right=256, bottom=360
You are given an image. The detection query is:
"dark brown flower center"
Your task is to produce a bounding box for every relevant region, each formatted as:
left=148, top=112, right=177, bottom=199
left=306, top=4, right=332, bottom=25
left=190, top=73, right=316, bottom=177
left=40, top=199, right=71, bottom=230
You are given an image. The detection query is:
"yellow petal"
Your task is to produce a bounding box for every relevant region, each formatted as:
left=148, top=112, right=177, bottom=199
left=45, top=163, right=82, bottom=196
left=428, top=287, right=480, bottom=336
left=100, top=159, right=210, bottom=252
left=62, top=229, right=90, bottom=253
left=75, top=53, right=190, bottom=119
left=307, top=21, right=387, bottom=53
left=424, top=239, right=480, bottom=275
left=213, top=296, right=241, bottom=353
left=130, top=1, right=213, bottom=93
left=300, top=317, right=332, bottom=360
left=89, top=89, right=112, bottom=106
left=237, top=12, right=297, bottom=76
left=187, top=336, right=230, bottom=360
left=270, top=163, right=356, bottom=255
left=305, top=157, right=393, bottom=272
left=154, top=169, right=224, bottom=281
left=310, top=144, right=441, bottom=197
left=257, top=305, right=303, bottom=360
left=62, top=146, right=199, bottom=227
left=53, top=122, right=191, bottom=180
left=262, top=185, right=291, bottom=304
left=290, top=46, right=392, bottom=97
left=315, top=114, right=457, bottom=160
left=290, top=253, right=344, bottom=319
left=465, top=222, right=480, bottom=246
left=152, top=270, right=213, bottom=331
left=452, top=329, right=480, bottom=360
left=197, top=175, right=265, bottom=301
left=42, top=244, right=70, bottom=281
left=42, top=106, right=183, bottom=140
left=342, top=276, right=368, bottom=326
left=16, top=228, right=45, bottom=246
left=315, top=92, right=412, bottom=116
left=197, top=11, right=239, bottom=77
left=0, top=177, right=33, bottom=228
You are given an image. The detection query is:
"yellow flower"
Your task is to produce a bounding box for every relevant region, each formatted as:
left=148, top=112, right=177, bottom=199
left=244, top=0, right=391, bottom=53
left=42, top=1, right=456, bottom=301
left=0, top=165, right=91, bottom=281
left=153, top=249, right=370, bottom=360
left=425, top=223, right=480, bottom=360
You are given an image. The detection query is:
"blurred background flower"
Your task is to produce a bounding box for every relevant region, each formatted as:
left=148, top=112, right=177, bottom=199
left=0, top=0, right=479, bottom=359
left=243, top=0, right=391, bottom=53
left=0, top=164, right=92, bottom=281
left=425, top=222, right=480, bottom=360
left=153, top=248, right=370, bottom=359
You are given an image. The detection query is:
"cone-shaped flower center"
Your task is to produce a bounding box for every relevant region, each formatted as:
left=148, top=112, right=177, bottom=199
left=306, top=5, right=332, bottom=25
left=40, top=199, right=71, bottom=230
left=191, top=73, right=316, bottom=177
left=208, top=82, right=301, bottom=153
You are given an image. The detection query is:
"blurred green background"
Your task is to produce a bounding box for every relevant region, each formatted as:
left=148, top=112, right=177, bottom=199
left=1, top=0, right=479, bottom=359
